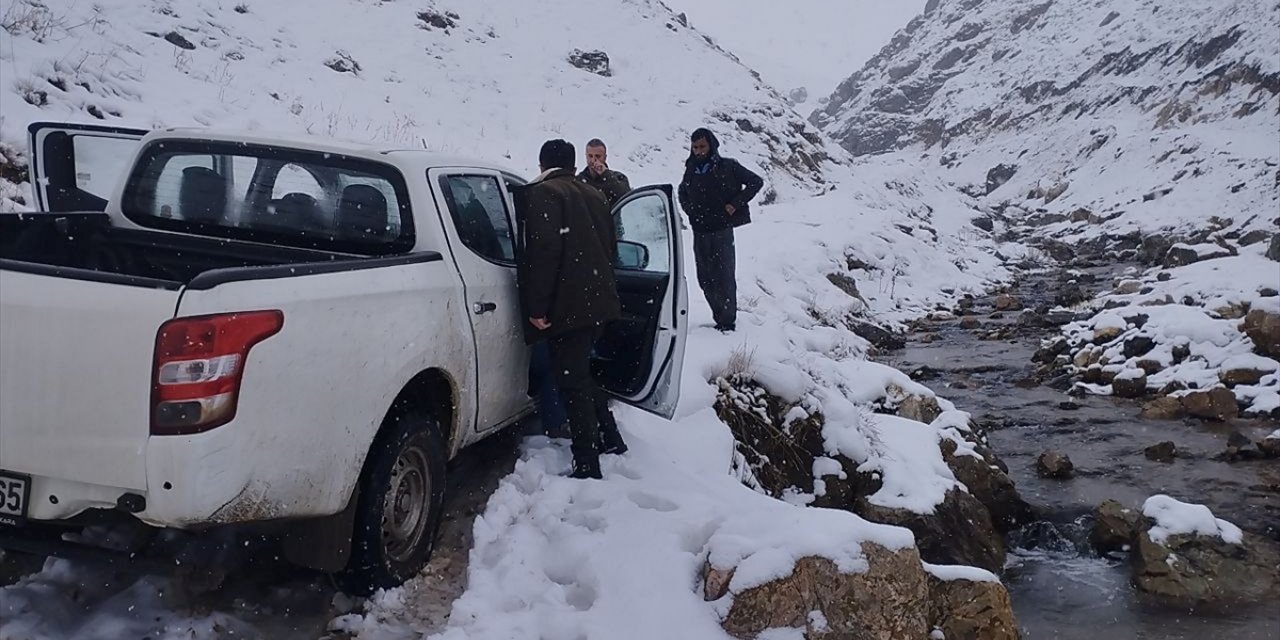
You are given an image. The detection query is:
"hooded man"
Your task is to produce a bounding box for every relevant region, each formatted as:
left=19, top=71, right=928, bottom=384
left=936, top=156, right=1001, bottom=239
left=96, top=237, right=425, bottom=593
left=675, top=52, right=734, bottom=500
left=513, top=139, right=628, bottom=479
left=677, top=128, right=764, bottom=332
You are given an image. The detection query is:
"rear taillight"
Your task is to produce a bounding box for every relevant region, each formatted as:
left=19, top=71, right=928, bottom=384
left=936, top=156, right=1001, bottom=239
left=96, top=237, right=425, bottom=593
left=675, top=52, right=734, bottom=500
left=151, top=310, right=283, bottom=435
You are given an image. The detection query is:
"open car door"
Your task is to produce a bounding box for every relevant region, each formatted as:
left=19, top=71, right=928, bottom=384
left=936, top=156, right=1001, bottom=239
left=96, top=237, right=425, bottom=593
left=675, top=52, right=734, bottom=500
left=27, top=121, right=148, bottom=213
left=593, top=184, right=688, bottom=419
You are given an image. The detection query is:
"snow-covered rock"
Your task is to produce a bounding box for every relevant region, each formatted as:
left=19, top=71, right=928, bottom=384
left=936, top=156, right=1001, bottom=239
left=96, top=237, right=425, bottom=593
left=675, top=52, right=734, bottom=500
left=1131, top=495, right=1279, bottom=608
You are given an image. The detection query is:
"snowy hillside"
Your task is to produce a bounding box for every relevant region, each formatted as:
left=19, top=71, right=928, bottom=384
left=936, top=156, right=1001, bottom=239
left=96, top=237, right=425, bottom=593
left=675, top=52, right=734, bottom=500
left=0, top=0, right=838, bottom=211
left=659, top=0, right=926, bottom=107
left=813, top=0, right=1280, bottom=242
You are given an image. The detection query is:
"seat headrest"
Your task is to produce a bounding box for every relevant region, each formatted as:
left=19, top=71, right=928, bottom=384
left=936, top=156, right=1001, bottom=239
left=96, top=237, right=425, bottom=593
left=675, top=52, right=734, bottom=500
left=178, top=166, right=227, bottom=223
left=338, top=184, right=389, bottom=238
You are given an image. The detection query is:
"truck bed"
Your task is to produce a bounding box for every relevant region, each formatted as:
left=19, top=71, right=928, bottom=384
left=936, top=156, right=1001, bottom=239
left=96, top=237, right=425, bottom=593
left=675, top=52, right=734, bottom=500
left=0, top=212, right=356, bottom=287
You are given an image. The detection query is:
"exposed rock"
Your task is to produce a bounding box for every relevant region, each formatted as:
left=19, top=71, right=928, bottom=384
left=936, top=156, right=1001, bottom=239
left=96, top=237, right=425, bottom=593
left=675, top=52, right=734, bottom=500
left=1223, top=431, right=1254, bottom=459
left=1043, top=181, right=1069, bottom=203
left=1171, top=343, right=1192, bottom=363
left=994, top=294, right=1023, bottom=311
left=1136, top=359, right=1163, bottom=375
left=892, top=388, right=943, bottom=425
left=1240, top=310, right=1280, bottom=359
left=940, top=439, right=1034, bottom=533
left=1220, top=367, right=1268, bottom=386
left=826, top=272, right=867, bottom=303
left=1179, top=388, right=1239, bottom=421
left=1144, top=441, right=1177, bottom=462
left=1069, top=207, right=1098, bottom=224
left=1140, top=235, right=1176, bottom=265
left=926, top=573, right=1020, bottom=640
left=1163, top=243, right=1234, bottom=268
left=164, top=31, right=197, bottom=50
left=1261, top=287, right=1279, bottom=298
left=1093, top=326, right=1123, bottom=343
left=1032, top=337, right=1069, bottom=363
left=323, top=51, right=361, bottom=75
left=718, top=547, right=930, bottom=640
left=1092, top=499, right=1141, bottom=553
left=704, top=564, right=734, bottom=601
left=985, top=164, right=1018, bottom=194
left=1156, top=271, right=1172, bottom=282
left=960, top=316, right=981, bottom=329
left=847, top=318, right=906, bottom=351
left=971, top=215, right=995, bottom=232
left=1036, top=451, right=1074, bottom=479
left=1114, top=279, right=1142, bottom=295
left=1112, top=373, right=1148, bottom=398
left=1259, top=435, right=1280, bottom=458
left=1268, top=234, right=1280, bottom=262
left=1054, top=284, right=1089, bottom=307
left=857, top=490, right=1006, bottom=573
left=567, top=49, right=612, bottom=76
left=1122, top=336, right=1156, bottom=358
left=1132, top=528, right=1280, bottom=609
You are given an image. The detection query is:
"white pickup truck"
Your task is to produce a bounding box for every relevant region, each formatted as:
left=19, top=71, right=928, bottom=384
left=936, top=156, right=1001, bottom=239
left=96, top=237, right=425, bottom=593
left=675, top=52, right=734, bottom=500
left=0, top=121, right=688, bottom=592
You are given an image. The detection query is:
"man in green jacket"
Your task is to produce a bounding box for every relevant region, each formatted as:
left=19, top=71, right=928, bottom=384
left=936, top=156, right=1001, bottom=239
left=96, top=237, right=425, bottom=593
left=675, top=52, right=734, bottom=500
left=515, top=139, right=628, bottom=479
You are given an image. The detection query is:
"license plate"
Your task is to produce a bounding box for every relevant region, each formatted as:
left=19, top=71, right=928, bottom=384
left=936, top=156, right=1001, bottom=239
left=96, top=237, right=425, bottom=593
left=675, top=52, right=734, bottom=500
left=0, top=471, right=31, bottom=526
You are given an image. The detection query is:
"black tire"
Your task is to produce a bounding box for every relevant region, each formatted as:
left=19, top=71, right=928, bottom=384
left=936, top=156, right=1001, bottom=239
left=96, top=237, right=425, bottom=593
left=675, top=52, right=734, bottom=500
left=337, top=410, right=447, bottom=595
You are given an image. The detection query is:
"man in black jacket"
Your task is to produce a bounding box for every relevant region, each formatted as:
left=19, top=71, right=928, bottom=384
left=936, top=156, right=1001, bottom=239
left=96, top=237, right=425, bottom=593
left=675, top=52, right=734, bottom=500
left=514, top=139, right=628, bottom=479
left=677, top=128, right=764, bottom=332
left=579, top=138, right=631, bottom=237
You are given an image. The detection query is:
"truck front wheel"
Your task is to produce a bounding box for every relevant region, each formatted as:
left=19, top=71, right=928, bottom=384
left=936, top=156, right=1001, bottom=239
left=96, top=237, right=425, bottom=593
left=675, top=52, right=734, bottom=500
left=338, top=411, right=447, bottom=595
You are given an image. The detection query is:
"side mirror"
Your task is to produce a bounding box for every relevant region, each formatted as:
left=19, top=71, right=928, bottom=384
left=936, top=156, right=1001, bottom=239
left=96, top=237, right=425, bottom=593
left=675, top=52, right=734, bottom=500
left=616, top=240, right=650, bottom=270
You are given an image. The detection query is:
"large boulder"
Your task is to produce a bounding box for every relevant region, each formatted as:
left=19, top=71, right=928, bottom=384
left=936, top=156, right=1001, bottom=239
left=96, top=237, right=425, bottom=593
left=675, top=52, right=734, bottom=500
left=1130, top=496, right=1280, bottom=608
left=1112, top=372, right=1148, bottom=398
left=1240, top=310, right=1280, bottom=359
left=1132, top=529, right=1279, bottom=608
left=940, top=439, right=1035, bottom=532
left=926, top=570, right=1020, bottom=640
left=1179, top=388, right=1239, bottom=421
left=1091, top=499, right=1142, bottom=554
left=1035, top=451, right=1074, bottom=479
left=716, top=546, right=930, bottom=639
left=857, top=489, right=1006, bottom=573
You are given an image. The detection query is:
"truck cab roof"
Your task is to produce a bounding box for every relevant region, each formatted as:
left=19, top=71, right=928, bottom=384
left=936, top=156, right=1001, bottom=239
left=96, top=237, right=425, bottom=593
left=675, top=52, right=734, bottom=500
left=150, top=127, right=527, bottom=178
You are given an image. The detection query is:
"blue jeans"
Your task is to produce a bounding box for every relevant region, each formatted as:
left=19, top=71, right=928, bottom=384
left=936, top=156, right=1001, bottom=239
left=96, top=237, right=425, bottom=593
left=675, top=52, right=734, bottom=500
left=529, top=342, right=567, bottom=431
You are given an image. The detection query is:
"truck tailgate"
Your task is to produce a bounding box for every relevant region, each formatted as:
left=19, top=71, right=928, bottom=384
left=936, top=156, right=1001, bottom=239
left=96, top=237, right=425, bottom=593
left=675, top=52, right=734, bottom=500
left=0, top=269, right=178, bottom=491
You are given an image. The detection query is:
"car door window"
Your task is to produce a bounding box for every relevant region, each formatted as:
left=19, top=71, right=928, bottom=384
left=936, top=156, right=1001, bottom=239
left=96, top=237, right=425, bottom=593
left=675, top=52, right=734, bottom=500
left=439, top=175, right=515, bottom=264
left=614, top=193, right=671, bottom=272
left=70, top=134, right=140, bottom=202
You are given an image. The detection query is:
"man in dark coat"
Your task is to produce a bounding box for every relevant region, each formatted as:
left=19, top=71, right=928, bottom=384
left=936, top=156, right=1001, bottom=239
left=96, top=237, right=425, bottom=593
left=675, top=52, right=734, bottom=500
left=514, top=139, right=628, bottom=479
left=578, top=138, right=631, bottom=236
left=677, top=128, right=764, bottom=332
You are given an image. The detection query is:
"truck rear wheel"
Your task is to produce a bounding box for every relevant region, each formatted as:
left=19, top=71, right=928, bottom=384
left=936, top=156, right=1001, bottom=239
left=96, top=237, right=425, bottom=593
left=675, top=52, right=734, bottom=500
left=338, top=411, right=447, bottom=595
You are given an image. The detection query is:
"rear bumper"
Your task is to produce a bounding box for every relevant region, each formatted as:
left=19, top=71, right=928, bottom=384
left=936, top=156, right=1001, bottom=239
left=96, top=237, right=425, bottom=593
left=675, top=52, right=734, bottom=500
left=10, top=424, right=352, bottom=529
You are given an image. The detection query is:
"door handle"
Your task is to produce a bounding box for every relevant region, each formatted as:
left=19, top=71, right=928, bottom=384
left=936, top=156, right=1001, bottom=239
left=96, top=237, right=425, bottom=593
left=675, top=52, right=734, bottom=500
left=473, top=301, right=498, bottom=315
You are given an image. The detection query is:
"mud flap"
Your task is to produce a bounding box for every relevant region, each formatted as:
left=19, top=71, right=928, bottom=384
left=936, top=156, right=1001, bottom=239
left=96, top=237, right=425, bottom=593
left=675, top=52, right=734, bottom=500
left=281, top=493, right=359, bottom=573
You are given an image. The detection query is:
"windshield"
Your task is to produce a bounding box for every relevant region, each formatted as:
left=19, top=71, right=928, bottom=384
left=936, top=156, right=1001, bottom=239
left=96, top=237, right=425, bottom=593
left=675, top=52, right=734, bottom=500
left=121, top=140, right=414, bottom=255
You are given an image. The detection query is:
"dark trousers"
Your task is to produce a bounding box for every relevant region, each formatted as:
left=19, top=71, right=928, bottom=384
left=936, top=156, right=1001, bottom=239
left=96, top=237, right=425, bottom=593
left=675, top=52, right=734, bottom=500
left=547, top=327, right=623, bottom=470
left=529, top=342, right=567, bottom=434
left=693, top=228, right=737, bottom=328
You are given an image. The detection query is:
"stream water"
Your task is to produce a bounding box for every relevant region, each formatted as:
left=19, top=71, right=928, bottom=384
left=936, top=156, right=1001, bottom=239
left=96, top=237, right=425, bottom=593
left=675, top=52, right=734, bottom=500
left=886, top=265, right=1279, bottom=640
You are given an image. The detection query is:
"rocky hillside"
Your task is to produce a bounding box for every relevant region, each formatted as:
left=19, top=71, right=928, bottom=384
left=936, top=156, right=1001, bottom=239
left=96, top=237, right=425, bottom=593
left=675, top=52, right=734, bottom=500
left=0, top=0, right=838, bottom=211
left=813, top=0, right=1280, bottom=244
